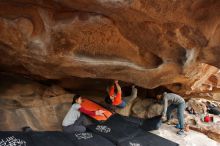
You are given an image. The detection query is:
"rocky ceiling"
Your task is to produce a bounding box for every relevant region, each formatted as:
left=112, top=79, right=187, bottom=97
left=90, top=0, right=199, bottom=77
left=0, top=0, right=220, bottom=92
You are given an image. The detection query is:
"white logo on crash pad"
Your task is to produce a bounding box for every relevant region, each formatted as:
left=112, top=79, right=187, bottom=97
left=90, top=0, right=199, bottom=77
left=0, top=136, right=27, bottom=146
left=75, top=133, right=93, bottom=140
left=129, top=142, right=141, bottom=146
left=95, top=125, right=111, bottom=133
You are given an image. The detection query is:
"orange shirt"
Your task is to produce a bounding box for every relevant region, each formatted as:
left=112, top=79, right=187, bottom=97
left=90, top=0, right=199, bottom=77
left=109, top=85, right=122, bottom=105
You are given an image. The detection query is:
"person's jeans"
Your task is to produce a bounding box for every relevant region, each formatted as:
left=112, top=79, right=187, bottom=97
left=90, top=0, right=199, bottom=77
left=116, top=87, right=137, bottom=108
left=63, top=115, right=92, bottom=133
left=166, top=102, right=185, bottom=129
left=117, top=100, right=126, bottom=108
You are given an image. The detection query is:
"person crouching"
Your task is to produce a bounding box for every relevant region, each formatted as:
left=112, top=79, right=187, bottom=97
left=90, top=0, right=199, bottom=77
left=62, top=95, right=104, bottom=133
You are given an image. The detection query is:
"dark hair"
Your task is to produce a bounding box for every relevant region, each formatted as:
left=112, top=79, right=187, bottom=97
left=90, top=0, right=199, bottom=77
left=72, top=94, right=81, bottom=104
left=105, top=95, right=112, bottom=104
left=22, top=126, right=33, bottom=133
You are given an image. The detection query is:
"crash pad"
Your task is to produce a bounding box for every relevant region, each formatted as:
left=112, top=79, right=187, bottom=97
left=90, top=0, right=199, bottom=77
left=30, top=132, right=74, bottom=146
left=208, top=107, right=220, bottom=115
left=81, top=99, right=112, bottom=121
left=0, top=132, right=31, bottom=146
left=0, top=131, right=116, bottom=146
left=66, top=132, right=115, bottom=146
left=141, top=115, right=162, bottom=131
left=122, top=115, right=143, bottom=127
left=87, top=114, right=140, bottom=144
left=118, top=130, right=179, bottom=146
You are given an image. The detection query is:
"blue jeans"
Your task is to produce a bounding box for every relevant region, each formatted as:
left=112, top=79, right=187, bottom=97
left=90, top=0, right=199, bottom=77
left=116, top=87, right=137, bottom=108
left=116, top=100, right=126, bottom=108
left=167, top=102, right=185, bottom=129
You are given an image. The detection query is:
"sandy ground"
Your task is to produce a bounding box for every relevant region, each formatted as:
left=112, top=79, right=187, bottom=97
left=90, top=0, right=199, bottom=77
left=151, top=124, right=220, bottom=146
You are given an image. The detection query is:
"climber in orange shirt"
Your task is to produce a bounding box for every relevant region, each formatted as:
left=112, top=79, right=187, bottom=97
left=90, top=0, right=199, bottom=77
left=105, top=80, right=137, bottom=108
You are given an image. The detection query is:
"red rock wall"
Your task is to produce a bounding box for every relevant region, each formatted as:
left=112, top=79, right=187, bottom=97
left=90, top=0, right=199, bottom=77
left=0, top=74, right=73, bottom=131
left=0, top=0, right=220, bottom=89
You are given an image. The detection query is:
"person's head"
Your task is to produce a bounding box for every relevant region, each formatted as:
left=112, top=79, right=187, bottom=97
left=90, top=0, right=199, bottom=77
left=156, top=94, right=163, bottom=100
left=72, top=94, right=82, bottom=104
left=109, top=94, right=115, bottom=100
left=206, top=101, right=211, bottom=105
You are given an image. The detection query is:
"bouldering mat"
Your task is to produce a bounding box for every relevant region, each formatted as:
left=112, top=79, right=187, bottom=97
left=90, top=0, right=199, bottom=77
left=118, top=130, right=179, bottom=146
left=0, top=132, right=31, bottom=146
left=29, top=131, right=74, bottom=146
left=81, top=99, right=112, bottom=121
left=141, top=115, right=162, bottom=131
left=0, top=131, right=116, bottom=146
left=87, top=114, right=140, bottom=144
left=65, top=132, right=115, bottom=146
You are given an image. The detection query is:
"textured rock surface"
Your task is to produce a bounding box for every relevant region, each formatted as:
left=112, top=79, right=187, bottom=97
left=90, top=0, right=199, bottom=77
left=166, top=63, right=220, bottom=97
left=0, top=0, right=220, bottom=143
left=185, top=112, right=220, bottom=143
left=187, top=98, right=207, bottom=114
left=1, top=74, right=220, bottom=143
left=131, top=98, right=163, bottom=118
left=0, top=0, right=220, bottom=91
left=0, top=74, right=73, bottom=131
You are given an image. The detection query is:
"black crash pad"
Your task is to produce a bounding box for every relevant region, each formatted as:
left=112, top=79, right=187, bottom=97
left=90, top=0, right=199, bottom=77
left=0, top=132, right=31, bottom=146
left=30, top=131, right=74, bottom=146
left=208, top=107, right=220, bottom=115
left=141, top=115, right=162, bottom=131
left=118, top=130, right=179, bottom=146
left=0, top=131, right=115, bottom=146
left=87, top=114, right=140, bottom=144
left=65, top=132, right=115, bottom=146
left=122, top=116, right=143, bottom=127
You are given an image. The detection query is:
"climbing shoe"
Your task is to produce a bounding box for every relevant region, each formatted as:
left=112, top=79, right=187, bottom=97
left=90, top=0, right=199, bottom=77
left=177, top=129, right=185, bottom=135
